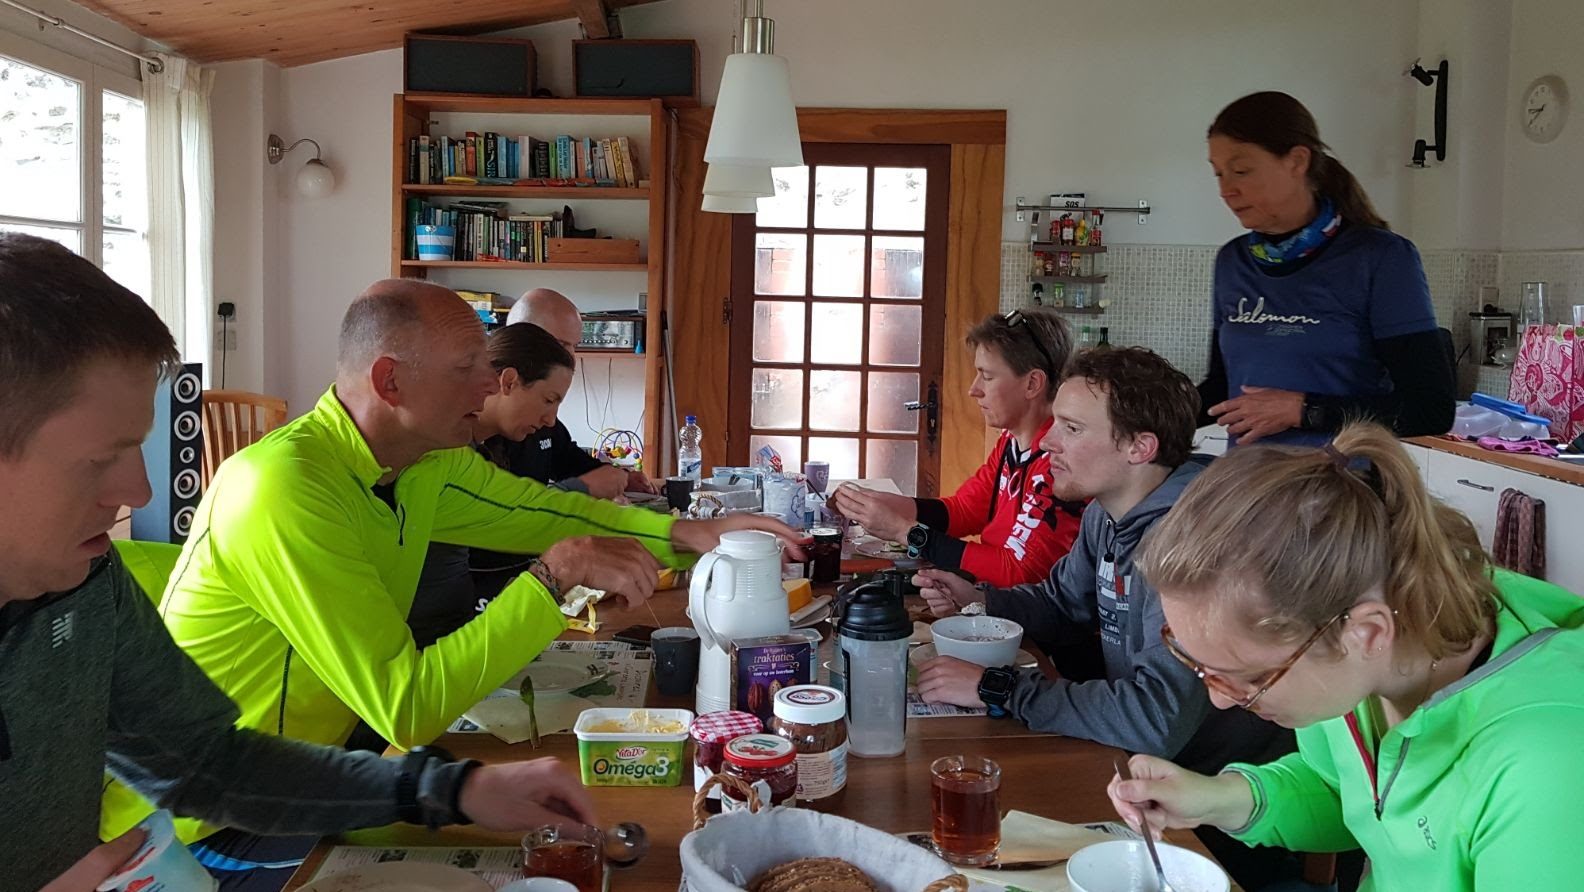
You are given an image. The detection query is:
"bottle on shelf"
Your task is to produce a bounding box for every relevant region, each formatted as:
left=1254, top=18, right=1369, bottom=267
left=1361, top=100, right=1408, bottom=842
left=1072, top=286, right=1088, bottom=309
left=678, top=415, right=703, bottom=482
left=1030, top=283, right=1044, bottom=306
left=1097, top=326, right=1111, bottom=349
left=1051, top=283, right=1066, bottom=307
left=1079, top=325, right=1094, bottom=348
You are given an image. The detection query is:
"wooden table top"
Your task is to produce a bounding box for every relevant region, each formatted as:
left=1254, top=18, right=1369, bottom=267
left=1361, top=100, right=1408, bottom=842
left=284, top=568, right=1213, bottom=890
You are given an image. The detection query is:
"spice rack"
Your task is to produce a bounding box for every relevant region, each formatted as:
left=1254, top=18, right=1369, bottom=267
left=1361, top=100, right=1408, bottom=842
left=1015, top=200, right=1151, bottom=315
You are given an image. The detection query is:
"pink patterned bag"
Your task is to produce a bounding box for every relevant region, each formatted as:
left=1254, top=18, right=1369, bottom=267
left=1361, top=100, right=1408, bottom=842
left=1509, top=324, right=1584, bottom=442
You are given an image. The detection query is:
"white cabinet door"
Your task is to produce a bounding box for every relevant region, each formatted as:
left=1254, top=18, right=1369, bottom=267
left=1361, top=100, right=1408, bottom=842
left=1194, top=425, right=1229, bottom=457
left=1425, top=450, right=1584, bottom=594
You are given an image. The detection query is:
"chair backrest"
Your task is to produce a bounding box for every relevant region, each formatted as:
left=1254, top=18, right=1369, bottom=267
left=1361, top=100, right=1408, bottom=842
left=201, top=389, right=288, bottom=487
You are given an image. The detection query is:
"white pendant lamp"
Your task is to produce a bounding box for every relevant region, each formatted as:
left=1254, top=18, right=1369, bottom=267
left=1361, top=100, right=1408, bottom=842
left=702, top=193, right=760, bottom=214
left=703, top=163, right=775, bottom=198
left=704, top=0, right=803, bottom=169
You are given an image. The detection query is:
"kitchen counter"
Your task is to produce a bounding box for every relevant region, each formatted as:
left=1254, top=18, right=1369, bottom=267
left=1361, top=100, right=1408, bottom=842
left=1406, top=435, right=1584, bottom=488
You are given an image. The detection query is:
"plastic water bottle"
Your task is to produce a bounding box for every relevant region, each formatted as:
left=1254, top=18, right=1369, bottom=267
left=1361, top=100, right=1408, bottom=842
left=678, top=415, right=703, bottom=482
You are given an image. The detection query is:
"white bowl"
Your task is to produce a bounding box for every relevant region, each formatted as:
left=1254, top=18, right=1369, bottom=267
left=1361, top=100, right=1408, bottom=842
left=929, top=615, right=1024, bottom=667
left=1066, top=840, right=1229, bottom=892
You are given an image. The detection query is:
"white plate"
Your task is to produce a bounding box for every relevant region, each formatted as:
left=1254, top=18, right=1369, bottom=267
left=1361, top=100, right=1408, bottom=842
left=507, top=650, right=609, bottom=694
left=853, top=535, right=907, bottom=559
left=298, top=863, right=492, bottom=892
left=909, top=642, right=1038, bottom=669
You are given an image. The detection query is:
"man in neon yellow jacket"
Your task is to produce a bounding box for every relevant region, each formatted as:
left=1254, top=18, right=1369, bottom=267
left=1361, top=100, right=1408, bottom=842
left=103, top=280, right=793, bottom=873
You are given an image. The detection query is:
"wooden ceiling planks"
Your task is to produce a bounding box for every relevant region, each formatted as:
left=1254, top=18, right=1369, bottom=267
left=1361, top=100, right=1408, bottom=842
left=74, top=0, right=660, bottom=66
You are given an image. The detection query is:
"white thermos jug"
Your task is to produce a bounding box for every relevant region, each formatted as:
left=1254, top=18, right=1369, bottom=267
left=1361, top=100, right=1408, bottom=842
left=688, top=530, right=789, bottom=714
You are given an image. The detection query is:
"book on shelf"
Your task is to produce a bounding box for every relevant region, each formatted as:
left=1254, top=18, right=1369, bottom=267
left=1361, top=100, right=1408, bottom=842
left=406, top=200, right=568, bottom=263
left=404, top=133, right=642, bottom=188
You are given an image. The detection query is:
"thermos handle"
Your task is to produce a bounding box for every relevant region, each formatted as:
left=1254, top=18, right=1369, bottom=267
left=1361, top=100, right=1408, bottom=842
left=687, top=551, right=737, bottom=652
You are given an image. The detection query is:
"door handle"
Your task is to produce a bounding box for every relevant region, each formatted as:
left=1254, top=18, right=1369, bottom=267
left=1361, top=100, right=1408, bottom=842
left=904, top=382, right=940, bottom=446
left=1456, top=478, right=1495, bottom=492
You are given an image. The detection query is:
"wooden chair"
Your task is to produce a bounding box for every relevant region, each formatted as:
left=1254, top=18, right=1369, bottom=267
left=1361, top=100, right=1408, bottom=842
left=201, top=389, right=287, bottom=487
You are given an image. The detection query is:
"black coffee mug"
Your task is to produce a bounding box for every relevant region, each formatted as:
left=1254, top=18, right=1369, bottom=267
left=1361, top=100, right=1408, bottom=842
left=663, top=476, right=695, bottom=512
left=651, top=627, right=701, bottom=696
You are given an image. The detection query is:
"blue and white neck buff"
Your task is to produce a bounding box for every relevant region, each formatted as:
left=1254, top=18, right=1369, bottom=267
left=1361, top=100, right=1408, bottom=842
left=1246, top=197, right=1341, bottom=268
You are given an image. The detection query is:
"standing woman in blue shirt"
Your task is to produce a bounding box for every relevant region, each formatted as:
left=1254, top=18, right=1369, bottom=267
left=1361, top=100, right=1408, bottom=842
left=1198, top=91, right=1455, bottom=446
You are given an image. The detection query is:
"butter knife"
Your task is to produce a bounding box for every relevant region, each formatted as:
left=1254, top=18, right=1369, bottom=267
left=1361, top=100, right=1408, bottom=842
left=521, top=674, right=541, bottom=748
left=900, top=833, right=1064, bottom=871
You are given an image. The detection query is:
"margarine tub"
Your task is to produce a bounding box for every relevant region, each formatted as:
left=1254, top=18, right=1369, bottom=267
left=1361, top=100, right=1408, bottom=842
left=574, top=707, right=694, bottom=786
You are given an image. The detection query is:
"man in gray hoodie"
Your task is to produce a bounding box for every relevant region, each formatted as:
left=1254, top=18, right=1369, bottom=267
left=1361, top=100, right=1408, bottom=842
left=915, top=347, right=1301, bottom=889
left=0, top=234, right=595, bottom=892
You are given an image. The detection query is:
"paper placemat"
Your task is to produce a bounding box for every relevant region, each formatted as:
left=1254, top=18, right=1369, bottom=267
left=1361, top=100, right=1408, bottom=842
left=447, top=641, right=652, bottom=736
left=310, top=845, right=521, bottom=889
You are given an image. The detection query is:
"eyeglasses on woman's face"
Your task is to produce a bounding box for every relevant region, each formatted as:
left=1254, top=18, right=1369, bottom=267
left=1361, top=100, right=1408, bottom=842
left=1161, top=611, right=1348, bottom=710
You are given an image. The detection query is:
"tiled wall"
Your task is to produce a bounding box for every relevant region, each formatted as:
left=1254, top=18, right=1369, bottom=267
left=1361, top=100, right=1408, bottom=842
left=998, top=242, right=1511, bottom=396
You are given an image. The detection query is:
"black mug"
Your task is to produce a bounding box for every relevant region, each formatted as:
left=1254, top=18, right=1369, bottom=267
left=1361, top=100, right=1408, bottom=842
left=651, top=627, right=701, bottom=696
left=663, top=476, right=695, bottom=512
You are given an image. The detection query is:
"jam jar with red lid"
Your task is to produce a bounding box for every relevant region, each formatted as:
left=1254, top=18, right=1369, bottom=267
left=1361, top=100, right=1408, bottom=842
left=689, top=711, right=762, bottom=814
left=720, top=734, right=798, bottom=813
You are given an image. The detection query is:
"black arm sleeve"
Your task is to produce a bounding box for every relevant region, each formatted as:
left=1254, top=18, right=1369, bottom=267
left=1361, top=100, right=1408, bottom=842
left=1195, top=330, right=1228, bottom=428
left=1303, top=329, right=1456, bottom=436
left=547, top=423, right=605, bottom=480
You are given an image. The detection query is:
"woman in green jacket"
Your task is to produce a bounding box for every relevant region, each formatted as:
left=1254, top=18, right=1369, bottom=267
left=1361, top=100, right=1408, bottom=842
left=1111, top=422, right=1584, bottom=891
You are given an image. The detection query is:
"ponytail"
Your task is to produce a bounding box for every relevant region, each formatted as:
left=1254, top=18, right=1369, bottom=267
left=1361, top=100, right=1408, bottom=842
left=1140, top=422, right=1495, bottom=658
left=1310, top=152, right=1389, bottom=230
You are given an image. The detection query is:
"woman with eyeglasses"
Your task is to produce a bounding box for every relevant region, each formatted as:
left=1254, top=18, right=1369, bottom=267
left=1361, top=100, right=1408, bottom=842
left=1109, top=421, right=1584, bottom=891
left=1198, top=91, right=1454, bottom=446
left=831, top=307, right=1085, bottom=587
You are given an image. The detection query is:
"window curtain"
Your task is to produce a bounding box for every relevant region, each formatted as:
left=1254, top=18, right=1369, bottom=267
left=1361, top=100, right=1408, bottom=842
left=144, top=53, right=215, bottom=376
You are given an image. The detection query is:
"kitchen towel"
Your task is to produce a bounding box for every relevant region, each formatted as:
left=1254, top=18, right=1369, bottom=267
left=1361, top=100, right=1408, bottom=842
left=1493, top=487, right=1546, bottom=580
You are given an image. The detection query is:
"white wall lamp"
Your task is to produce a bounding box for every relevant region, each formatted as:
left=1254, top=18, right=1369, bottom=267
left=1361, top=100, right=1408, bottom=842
left=704, top=0, right=802, bottom=172
left=701, top=162, right=774, bottom=213
left=267, top=134, right=337, bottom=198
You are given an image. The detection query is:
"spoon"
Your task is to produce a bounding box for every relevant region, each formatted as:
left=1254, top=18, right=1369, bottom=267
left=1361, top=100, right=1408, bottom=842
left=605, top=822, right=648, bottom=868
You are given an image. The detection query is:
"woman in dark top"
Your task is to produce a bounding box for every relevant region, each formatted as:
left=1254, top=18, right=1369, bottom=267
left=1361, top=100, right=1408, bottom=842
left=408, top=323, right=576, bottom=647
left=1198, top=91, right=1455, bottom=447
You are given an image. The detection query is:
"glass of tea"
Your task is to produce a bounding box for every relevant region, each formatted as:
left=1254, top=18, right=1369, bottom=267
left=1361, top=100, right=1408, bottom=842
left=930, top=755, right=1002, bottom=866
left=522, top=822, right=605, bottom=892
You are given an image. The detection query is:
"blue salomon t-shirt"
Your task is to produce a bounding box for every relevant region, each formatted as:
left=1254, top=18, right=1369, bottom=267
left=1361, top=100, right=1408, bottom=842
left=1212, top=224, right=1437, bottom=447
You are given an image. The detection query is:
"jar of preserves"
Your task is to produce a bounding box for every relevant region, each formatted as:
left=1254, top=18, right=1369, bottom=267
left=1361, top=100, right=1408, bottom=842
left=689, top=711, right=762, bottom=814
left=720, top=734, right=798, bottom=813
left=770, top=685, right=848, bottom=811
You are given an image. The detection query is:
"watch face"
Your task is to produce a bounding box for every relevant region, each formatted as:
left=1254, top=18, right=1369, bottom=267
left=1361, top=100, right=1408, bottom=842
left=907, top=526, right=928, bottom=547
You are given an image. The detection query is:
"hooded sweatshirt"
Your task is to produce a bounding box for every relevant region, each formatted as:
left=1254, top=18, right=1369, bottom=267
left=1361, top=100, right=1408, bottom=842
left=986, top=459, right=1293, bottom=773
left=1225, top=570, right=1584, bottom=891
left=0, top=552, right=470, bottom=891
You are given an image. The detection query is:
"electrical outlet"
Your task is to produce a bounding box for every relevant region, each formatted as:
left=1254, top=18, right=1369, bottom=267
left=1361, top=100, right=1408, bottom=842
left=216, top=327, right=238, bottom=351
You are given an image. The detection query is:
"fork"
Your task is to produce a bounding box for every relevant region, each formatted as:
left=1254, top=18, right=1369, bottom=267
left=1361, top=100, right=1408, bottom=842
left=1114, top=758, right=1175, bottom=892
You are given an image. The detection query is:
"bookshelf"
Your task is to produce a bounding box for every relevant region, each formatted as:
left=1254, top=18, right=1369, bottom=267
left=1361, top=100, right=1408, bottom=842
left=391, top=94, right=669, bottom=470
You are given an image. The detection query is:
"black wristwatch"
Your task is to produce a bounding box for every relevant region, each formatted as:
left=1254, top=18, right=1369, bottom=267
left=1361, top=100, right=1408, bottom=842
left=905, top=523, right=931, bottom=560
left=396, top=745, right=479, bottom=829
left=1300, top=396, right=1329, bottom=432
left=977, top=665, right=1018, bottom=718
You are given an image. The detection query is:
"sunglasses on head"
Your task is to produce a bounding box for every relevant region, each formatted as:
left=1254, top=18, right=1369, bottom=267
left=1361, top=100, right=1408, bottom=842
left=1002, top=309, right=1060, bottom=377
left=1160, top=611, right=1349, bottom=710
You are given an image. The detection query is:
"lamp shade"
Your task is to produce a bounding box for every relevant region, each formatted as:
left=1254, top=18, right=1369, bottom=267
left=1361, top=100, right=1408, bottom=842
left=702, top=193, right=760, bottom=214
left=296, top=158, right=336, bottom=198
left=704, top=53, right=803, bottom=168
left=703, top=163, right=775, bottom=198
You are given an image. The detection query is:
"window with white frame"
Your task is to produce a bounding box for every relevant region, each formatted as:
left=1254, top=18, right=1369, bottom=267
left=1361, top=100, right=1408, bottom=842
left=0, top=34, right=149, bottom=298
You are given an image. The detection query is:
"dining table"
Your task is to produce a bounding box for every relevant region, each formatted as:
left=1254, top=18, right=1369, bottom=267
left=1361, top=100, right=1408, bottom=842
left=283, top=557, right=1227, bottom=891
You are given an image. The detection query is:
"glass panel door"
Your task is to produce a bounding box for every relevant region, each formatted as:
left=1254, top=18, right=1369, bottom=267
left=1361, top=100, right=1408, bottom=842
left=728, top=144, right=948, bottom=496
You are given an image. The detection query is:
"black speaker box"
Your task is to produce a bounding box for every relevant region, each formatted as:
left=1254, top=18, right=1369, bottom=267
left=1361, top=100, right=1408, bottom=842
left=132, top=363, right=203, bottom=544
left=405, top=34, right=537, bottom=98
left=574, top=39, right=699, bottom=104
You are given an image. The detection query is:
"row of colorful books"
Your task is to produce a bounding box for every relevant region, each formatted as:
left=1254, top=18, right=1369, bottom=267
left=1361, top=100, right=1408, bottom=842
left=404, top=199, right=566, bottom=263
left=406, top=133, right=641, bottom=187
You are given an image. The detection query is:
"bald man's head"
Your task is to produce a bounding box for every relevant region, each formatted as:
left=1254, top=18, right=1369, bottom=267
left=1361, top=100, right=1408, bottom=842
left=506, top=288, right=582, bottom=350
left=338, top=279, right=480, bottom=373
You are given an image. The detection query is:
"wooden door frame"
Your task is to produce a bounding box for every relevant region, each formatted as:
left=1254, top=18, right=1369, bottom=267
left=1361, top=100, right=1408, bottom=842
left=668, top=108, right=1006, bottom=491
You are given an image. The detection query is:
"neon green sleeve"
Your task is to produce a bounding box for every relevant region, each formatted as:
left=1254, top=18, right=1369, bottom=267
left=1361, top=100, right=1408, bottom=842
left=429, top=447, right=688, bottom=567
left=213, top=463, right=568, bottom=750
left=1466, top=708, right=1584, bottom=886
left=1223, top=725, right=1358, bottom=853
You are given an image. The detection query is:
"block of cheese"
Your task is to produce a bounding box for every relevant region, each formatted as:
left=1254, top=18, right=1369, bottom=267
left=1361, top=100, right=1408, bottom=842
left=782, top=577, right=813, bottom=614
left=657, top=567, right=680, bottom=590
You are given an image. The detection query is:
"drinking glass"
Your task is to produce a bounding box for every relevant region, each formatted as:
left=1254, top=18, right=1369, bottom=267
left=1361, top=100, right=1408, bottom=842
left=523, top=823, right=604, bottom=892
left=930, top=755, right=1002, bottom=866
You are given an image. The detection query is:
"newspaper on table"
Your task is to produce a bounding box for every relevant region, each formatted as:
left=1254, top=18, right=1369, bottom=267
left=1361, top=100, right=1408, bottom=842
left=308, top=845, right=522, bottom=888
left=447, top=640, right=652, bottom=735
